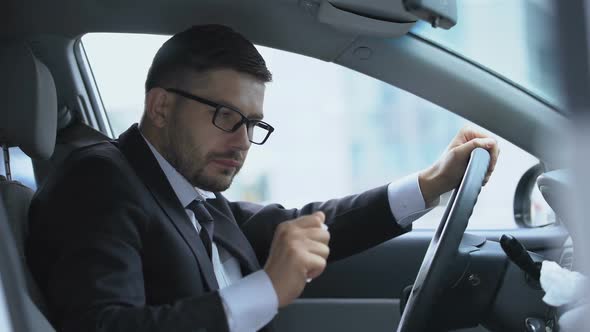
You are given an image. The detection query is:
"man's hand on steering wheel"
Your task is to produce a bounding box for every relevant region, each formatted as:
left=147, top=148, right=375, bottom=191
left=397, top=127, right=497, bottom=332
left=418, top=126, right=500, bottom=205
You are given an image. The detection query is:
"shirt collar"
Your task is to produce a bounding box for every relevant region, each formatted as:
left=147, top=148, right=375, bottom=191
left=140, top=131, right=216, bottom=208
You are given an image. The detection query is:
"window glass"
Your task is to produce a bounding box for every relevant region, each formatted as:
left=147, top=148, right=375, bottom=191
left=82, top=33, right=540, bottom=229
left=0, top=148, right=37, bottom=190
left=412, top=0, right=562, bottom=108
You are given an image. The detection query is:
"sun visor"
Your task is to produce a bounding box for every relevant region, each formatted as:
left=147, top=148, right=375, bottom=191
left=315, top=0, right=457, bottom=37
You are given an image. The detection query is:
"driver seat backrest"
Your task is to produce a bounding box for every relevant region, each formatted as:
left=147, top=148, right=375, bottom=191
left=0, top=41, right=58, bottom=331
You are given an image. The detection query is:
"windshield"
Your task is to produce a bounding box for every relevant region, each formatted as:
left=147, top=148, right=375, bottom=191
left=412, top=0, right=563, bottom=110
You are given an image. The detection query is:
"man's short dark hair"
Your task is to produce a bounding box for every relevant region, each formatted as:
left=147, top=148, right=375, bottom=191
left=145, top=24, right=272, bottom=92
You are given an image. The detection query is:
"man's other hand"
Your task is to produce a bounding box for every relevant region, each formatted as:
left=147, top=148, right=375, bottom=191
left=419, top=126, right=500, bottom=205
left=264, top=212, right=330, bottom=308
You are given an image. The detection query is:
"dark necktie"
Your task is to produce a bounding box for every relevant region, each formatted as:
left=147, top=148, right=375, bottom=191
left=186, top=200, right=214, bottom=260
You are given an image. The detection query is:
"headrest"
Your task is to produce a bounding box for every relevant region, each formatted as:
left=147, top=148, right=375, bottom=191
left=0, top=42, right=57, bottom=160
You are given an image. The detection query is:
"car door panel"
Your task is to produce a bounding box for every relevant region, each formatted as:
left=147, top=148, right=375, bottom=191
left=275, top=226, right=568, bottom=331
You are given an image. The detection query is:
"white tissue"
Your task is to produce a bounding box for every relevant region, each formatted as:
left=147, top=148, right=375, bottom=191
left=540, top=260, right=587, bottom=307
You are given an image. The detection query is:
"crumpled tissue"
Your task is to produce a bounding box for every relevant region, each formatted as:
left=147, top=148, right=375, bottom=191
left=540, top=260, right=589, bottom=331
left=540, top=260, right=587, bottom=307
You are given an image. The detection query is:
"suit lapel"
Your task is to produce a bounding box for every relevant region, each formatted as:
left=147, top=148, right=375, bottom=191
left=116, top=124, right=219, bottom=291
left=206, top=197, right=261, bottom=273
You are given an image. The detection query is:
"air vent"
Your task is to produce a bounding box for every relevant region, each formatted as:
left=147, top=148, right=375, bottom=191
left=559, top=248, right=574, bottom=270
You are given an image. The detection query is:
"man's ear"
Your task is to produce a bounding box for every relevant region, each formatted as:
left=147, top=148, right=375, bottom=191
left=145, top=87, right=172, bottom=128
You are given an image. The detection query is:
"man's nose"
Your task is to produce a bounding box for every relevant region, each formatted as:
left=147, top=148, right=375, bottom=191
left=229, top=123, right=251, bottom=151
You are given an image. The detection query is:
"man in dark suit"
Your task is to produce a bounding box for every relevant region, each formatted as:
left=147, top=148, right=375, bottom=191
left=26, top=25, right=499, bottom=332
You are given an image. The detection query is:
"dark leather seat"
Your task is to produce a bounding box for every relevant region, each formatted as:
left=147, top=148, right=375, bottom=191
left=0, top=41, right=58, bottom=331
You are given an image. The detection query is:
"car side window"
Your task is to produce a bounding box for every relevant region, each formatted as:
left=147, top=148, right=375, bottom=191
left=82, top=33, right=543, bottom=230
left=0, top=147, right=37, bottom=190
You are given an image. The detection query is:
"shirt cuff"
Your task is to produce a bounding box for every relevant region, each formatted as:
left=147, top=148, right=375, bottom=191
left=219, top=270, right=278, bottom=332
left=387, top=173, right=437, bottom=228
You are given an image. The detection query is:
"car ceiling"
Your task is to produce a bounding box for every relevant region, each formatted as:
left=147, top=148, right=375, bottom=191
left=3, top=0, right=361, bottom=61
left=2, top=0, right=569, bottom=166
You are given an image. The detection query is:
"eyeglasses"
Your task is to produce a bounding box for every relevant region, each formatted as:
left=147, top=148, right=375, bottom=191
left=164, top=88, right=275, bottom=145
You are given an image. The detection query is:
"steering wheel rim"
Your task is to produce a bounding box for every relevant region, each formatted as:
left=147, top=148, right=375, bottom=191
left=397, top=148, right=491, bottom=332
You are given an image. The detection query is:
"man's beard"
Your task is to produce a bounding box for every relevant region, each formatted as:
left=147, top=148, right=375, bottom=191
left=162, top=118, right=243, bottom=192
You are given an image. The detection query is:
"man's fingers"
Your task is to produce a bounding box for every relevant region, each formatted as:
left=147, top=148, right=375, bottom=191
left=488, top=142, right=500, bottom=178
left=294, top=211, right=326, bottom=228
left=475, top=137, right=499, bottom=180
left=471, top=137, right=496, bottom=151
left=302, top=227, right=330, bottom=244
left=459, top=126, right=490, bottom=142
left=457, top=127, right=498, bottom=153
left=455, top=137, right=499, bottom=178
left=305, top=239, right=330, bottom=259
left=451, top=138, right=487, bottom=159
left=304, top=252, right=327, bottom=280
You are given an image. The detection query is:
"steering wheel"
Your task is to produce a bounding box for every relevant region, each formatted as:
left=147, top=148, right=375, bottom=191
left=397, top=148, right=491, bottom=332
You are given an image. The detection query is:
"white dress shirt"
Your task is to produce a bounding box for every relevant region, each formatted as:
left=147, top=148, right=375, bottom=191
left=142, top=135, right=434, bottom=332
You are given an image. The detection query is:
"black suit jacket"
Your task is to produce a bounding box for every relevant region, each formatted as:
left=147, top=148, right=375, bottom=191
left=26, top=124, right=411, bottom=332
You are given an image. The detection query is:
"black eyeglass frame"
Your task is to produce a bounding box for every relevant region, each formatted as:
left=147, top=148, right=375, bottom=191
left=164, top=87, right=274, bottom=145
